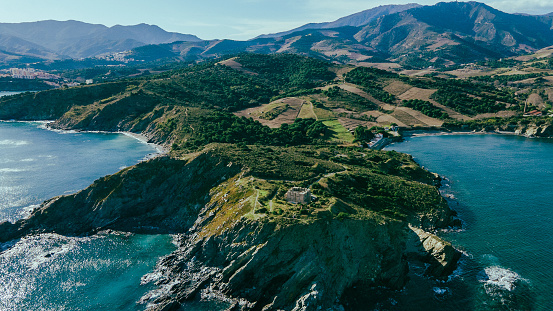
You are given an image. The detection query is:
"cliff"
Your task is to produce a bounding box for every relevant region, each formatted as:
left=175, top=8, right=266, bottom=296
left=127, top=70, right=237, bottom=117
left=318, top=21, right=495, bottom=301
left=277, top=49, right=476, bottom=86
left=443, top=118, right=553, bottom=138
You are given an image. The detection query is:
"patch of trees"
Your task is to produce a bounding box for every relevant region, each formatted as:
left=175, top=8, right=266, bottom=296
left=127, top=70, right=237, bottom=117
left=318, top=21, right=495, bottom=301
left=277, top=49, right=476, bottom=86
left=182, top=112, right=328, bottom=149
left=235, top=53, right=336, bottom=90
left=144, top=65, right=277, bottom=111
left=531, top=58, right=553, bottom=70
left=0, top=77, right=54, bottom=92
left=401, top=76, right=517, bottom=115
left=353, top=126, right=375, bottom=142
left=344, top=67, right=397, bottom=104
left=477, top=59, right=521, bottom=69
left=470, top=73, right=546, bottom=83
left=402, top=99, right=449, bottom=119
left=141, top=54, right=338, bottom=112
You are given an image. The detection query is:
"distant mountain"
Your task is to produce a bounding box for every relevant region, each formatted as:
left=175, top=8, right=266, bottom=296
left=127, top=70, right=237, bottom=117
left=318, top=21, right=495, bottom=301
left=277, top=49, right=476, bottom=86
left=6, top=2, right=553, bottom=70
left=257, top=3, right=421, bottom=39
left=0, top=20, right=201, bottom=61
left=354, top=1, right=553, bottom=66
left=140, top=1, right=553, bottom=69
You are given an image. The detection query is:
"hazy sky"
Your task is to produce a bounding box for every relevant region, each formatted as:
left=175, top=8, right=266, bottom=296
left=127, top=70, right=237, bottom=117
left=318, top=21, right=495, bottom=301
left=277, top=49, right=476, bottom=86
left=1, top=0, right=552, bottom=40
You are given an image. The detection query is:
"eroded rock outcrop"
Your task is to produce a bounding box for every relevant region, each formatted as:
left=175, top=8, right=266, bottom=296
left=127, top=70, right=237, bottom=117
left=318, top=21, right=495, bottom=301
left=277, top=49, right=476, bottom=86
left=407, top=225, right=461, bottom=278
left=145, top=218, right=409, bottom=311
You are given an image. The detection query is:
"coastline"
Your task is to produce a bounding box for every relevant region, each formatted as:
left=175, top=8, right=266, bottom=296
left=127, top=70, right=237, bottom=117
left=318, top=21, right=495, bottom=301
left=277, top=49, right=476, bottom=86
left=21, top=120, right=168, bottom=155
left=402, top=128, right=534, bottom=138
left=0, top=119, right=169, bottom=158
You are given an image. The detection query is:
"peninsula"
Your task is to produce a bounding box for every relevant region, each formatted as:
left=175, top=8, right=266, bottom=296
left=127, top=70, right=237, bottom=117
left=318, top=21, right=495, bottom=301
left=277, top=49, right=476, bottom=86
left=0, top=54, right=466, bottom=310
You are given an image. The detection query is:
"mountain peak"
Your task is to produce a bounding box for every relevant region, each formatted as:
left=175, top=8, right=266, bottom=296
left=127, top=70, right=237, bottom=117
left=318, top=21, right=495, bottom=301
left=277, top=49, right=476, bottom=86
left=256, top=3, right=421, bottom=39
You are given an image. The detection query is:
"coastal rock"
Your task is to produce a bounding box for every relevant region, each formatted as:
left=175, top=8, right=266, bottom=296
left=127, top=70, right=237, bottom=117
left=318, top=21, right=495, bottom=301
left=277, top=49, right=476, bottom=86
left=408, top=225, right=461, bottom=277
left=146, top=217, right=410, bottom=311
left=536, top=125, right=553, bottom=137
left=0, top=152, right=242, bottom=242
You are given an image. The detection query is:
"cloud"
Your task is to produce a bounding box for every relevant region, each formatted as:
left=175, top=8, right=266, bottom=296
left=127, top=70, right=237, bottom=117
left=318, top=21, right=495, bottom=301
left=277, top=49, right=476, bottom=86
left=224, top=18, right=307, bottom=40
left=487, top=0, right=553, bottom=14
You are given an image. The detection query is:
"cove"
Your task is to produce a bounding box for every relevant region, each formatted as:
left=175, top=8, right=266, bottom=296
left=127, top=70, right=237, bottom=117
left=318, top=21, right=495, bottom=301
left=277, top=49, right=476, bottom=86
left=387, top=134, right=552, bottom=310
left=0, top=121, right=159, bottom=222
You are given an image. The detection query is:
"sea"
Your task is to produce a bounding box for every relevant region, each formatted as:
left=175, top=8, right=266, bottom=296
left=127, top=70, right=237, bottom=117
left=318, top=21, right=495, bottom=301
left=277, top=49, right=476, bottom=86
left=385, top=133, right=553, bottom=311
left=0, top=118, right=176, bottom=310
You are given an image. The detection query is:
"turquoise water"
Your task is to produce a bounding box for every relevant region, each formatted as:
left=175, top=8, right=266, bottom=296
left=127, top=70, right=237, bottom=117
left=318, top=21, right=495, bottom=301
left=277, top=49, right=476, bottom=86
left=0, top=233, right=175, bottom=311
left=387, top=134, right=553, bottom=310
left=0, top=121, right=159, bottom=222
left=0, top=121, right=176, bottom=310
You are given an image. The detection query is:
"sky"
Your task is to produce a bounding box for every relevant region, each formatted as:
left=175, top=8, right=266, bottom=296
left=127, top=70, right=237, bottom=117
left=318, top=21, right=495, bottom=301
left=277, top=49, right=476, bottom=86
left=1, top=0, right=552, bottom=40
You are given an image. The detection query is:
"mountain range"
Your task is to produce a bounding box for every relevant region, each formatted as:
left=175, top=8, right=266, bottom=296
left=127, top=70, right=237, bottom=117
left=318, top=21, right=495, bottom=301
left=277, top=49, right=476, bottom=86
left=3, top=1, right=553, bottom=69
left=124, top=1, right=553, bottom=69
left=0, top=20, right=200, bottom=61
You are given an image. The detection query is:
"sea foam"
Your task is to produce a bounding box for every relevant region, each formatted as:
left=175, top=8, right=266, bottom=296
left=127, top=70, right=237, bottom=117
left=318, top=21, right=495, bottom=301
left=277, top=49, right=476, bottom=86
left=0, top=140, right=28, bottom=146
left=478, top=266, right=521, bottom=291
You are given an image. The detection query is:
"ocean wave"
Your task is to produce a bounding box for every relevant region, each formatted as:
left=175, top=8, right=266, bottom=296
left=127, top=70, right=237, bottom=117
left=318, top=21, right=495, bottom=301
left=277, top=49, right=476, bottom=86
left=18, top=204, right=40, bottom=218
left=0, top=140, right=28, bottom=146
left=1, top=234, right=87, bottom=270
left=478, top=266, right=521, bottom=291
left=0, top=168, right=28, bottom=173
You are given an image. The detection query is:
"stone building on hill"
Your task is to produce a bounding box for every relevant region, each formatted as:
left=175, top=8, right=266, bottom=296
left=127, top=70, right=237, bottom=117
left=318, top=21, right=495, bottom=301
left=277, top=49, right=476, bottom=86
left=285, top=187, right=312, bottom=204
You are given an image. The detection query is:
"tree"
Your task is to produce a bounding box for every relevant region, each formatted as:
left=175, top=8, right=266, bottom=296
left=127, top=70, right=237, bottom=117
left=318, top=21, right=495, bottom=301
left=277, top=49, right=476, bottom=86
left=354, top=126, right=374, bottom=142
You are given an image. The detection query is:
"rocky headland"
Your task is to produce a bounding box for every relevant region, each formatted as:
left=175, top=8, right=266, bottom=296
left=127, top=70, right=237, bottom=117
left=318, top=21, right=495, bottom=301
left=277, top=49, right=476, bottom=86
left=0, top=142, right=462, bottom=310
left=0, top=54, right=467, bottom=310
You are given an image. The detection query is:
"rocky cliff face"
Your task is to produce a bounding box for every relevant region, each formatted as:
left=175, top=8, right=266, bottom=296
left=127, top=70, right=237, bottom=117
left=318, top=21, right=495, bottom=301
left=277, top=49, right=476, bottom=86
left=144, top=213, right=410, bottom=310
left=0, top=152, right=242, bottom=241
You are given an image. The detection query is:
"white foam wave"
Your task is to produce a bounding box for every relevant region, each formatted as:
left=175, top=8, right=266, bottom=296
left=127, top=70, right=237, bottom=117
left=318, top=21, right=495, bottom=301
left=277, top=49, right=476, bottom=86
left=18, top=204, right=40, bottom=218
left=0, top=140, right=28, bottom=146
left=0, top=168, right=27, bottom=173
left=478, top=266, right=521, bottom=291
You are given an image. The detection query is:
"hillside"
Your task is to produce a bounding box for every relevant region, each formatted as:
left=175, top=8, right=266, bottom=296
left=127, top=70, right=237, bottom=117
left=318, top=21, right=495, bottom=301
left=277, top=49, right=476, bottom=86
left=3, top=52, right=553, bottom=309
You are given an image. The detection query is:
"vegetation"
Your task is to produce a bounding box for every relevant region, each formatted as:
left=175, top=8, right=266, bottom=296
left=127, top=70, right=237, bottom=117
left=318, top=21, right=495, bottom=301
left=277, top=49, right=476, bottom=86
left=344, top=67, right=397, bottom=104
left=322, top=86, right=376, bottom=111
left=401, top=76, right=518, bottom=115
left=201, top=144, right=444, bottom=222
left=179, top=113, right=328, bottom=149
left=0, top=77, right=54, bottom=91
left=354, top=126, right=375, bottom=142
left=469, top=72, right=547, bottom=83
left=402, top=99, right=449, bottom=119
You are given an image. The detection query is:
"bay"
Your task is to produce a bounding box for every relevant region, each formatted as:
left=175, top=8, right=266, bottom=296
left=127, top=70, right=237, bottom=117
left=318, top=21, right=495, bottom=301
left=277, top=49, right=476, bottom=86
left=0, top=121, right=159, bottom=222
left=387, top=134, right=552, bottom=310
